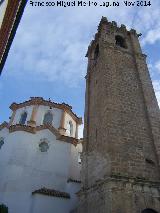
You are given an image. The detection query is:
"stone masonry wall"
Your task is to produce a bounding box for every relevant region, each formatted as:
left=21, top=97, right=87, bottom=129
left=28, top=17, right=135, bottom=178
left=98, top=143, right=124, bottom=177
left=78, top=17, right=160, bottom=213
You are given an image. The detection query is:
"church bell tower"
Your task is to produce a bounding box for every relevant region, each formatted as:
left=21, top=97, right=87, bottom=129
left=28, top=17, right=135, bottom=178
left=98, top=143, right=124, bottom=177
left=78, top=17, right=160, bottom=213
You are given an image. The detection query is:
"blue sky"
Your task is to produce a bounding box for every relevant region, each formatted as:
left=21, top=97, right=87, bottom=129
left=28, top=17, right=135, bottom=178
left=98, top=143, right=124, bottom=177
left=0, top=0, right=160, bottom=137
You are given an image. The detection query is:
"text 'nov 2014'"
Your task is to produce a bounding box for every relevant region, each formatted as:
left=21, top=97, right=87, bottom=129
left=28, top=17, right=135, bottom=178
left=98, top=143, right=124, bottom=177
left=29, top=1, right=151, bottom=7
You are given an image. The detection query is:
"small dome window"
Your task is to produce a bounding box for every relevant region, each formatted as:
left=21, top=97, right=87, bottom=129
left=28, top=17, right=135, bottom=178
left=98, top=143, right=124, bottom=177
left=43, top=112, right=53, bottom=125
left=0, top=138, right=4, bottom=149
left=39, top=141, right=49, bottom=152
left=67, top=121, right=73, bottom=136
left=94, top=44, right=99, bottom=59
left=19, top=112, right=27, bottom=125
left=115, top=35, right=127, bottom=48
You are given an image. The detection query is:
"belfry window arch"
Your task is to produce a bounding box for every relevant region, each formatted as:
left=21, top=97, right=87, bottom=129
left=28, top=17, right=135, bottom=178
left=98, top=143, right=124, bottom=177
left=43, top=111, right=53, bottom=125
left=115, top=35, right=127, bottom=48
left=19, top=111, right=27, bottom=125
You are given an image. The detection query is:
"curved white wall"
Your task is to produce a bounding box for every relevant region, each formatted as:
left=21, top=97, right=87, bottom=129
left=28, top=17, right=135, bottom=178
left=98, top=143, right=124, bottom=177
left=0, top=127, right=82, bottom=213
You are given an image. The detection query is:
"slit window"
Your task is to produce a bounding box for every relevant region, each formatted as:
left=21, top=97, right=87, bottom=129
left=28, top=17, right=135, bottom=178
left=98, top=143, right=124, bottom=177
left=0, top=138, right=4, bottom=149
left=78, top=152, right=82, bottom=164
left=94, top=44, right=99, bottom=59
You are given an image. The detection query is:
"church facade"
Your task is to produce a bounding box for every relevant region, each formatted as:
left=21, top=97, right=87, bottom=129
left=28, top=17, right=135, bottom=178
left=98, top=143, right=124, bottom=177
left=0, top=97, right=82, bottom=213
left=77, top=17, right=160, bottom=213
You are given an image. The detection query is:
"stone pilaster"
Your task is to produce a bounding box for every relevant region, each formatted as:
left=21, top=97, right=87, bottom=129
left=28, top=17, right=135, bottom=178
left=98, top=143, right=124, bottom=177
left=58, top=110, right=66, bottom=135
left=75, top=123, right=78, bottom=139
left=27, top=105, right=38, bottom=127
left=8, top=110, right=16, bottom=126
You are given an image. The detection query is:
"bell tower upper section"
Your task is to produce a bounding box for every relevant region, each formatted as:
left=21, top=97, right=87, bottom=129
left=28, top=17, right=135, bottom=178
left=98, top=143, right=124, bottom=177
left=86, top=16, right=143, bottom=69
left=83, top=17, right=160, bottom=188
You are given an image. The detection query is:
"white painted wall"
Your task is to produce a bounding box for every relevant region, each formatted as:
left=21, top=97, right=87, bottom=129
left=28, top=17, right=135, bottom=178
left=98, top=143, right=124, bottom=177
left=0, top=128, right=81, bottom=213
left=31, top=194, right=69, bottom=213
left=0, top=0, right=8, bottom=28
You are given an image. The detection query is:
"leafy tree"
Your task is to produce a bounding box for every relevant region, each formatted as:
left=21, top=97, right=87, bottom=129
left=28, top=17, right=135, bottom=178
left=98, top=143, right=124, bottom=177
left=0, top=204, right=8, bottom=213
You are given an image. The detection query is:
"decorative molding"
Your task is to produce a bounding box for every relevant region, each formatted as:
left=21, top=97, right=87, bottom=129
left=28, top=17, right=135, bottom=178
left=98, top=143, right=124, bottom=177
left=9, top=124, right=36, bottom=134
left=77, top=175, right=160, bottom=197
left=58, top=127, right=66, bottom=136
left=67, top=178, right=81, bottom=184
left=2, top=123, right=80, bottom=146
left=27, top=120, right=36, bottom=127
left=10, top=97, right=82, bottom=125
left=57, top=134, right=78, bottom=146
left=0, top=121, right=8, bottom=130
left=36, top=124, right=60, bottom=138
left=32, top=187, right=70, bottom=199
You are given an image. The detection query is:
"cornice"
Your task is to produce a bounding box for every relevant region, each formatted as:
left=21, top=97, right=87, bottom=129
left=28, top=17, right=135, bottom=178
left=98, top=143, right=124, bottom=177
left=32, top=187, right=70, bottom=199
left=6, top=124, right=79, bottom=146
left=9, top=124, right=36, bottom=134
left=57, top=135, right=78, bottom=146
left=67, top=178, right=81, bottom=184
left=10, top=97, right=82, bottom=125
left=77, top=175, right=160, bottom=197
left=0, top=121, right=8, bottom=130
left=36, top=124, right=60, bottom=138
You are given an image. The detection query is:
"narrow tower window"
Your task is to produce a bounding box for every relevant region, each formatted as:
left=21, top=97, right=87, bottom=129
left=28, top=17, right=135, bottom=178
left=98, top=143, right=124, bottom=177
left=19, top=112, right=27, bottom=125
left=115, top=35, right=127, bottom=48
left=43, top=112, right=53, bottom=125
left=0, top=138, right=4, bottom=149
left=94, top=44, right=99, bottom=59
left=68, top=121, right=73, bottom=136
left=78, top=152, right=82, bottom=164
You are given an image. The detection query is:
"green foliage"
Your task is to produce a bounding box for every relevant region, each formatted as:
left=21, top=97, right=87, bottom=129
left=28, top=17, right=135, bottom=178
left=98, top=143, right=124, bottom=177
left=0, top=204, right=8, bottom=213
